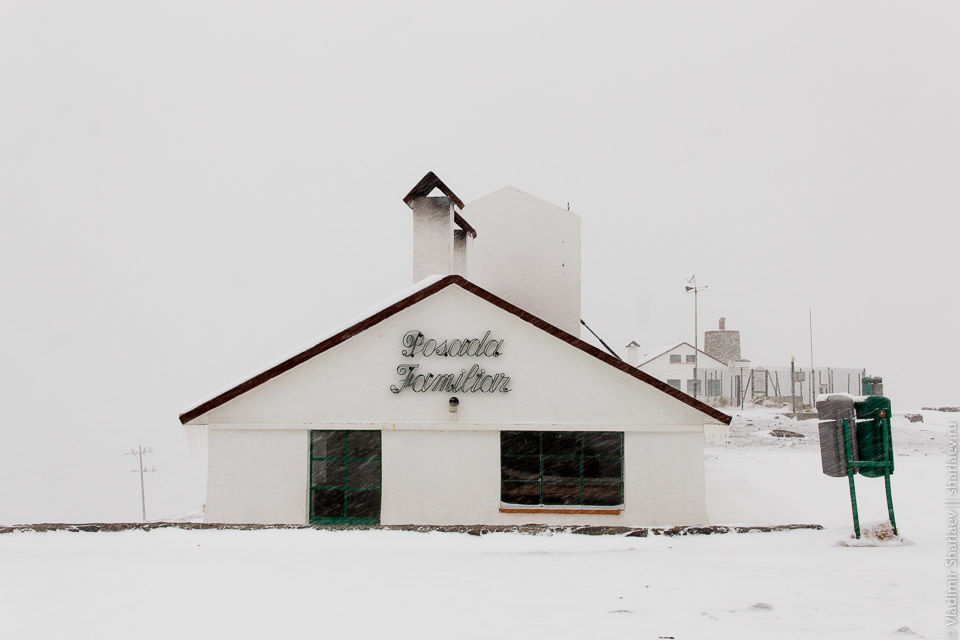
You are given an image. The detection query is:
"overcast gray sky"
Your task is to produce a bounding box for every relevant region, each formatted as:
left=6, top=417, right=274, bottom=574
left=1, top=1, right=957, bottom=523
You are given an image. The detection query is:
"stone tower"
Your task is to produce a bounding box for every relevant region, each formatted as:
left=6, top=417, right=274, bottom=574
left=704, top=317, right=742, bottom=364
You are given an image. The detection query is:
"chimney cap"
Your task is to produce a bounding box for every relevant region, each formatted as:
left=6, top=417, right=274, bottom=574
left=403, top=171, right=476, bottom=237
left=404, top=171, right=464, bottom=209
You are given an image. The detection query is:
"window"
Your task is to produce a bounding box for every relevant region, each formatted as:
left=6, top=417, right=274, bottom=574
left=669, top=354, right=682, bottom=363
left=310, top=430, right=381, bottom=524
left=667, top=379, right=682, bottom=390
left=707, top=379, right=722, bottom=396
left=500, top=431, right=623, bottom=507
left=685, top=354, right=696, bottom=363
left=686, top=379, right=701, bottom=395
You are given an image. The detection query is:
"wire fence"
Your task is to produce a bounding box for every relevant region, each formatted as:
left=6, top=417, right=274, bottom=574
left=696, top=366, right=866, bottom=410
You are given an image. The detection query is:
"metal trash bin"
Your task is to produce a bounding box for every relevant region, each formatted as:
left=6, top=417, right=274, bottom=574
left=816, top=395, right=858, bottom=477
left=854, top=396, right=893, bottom=478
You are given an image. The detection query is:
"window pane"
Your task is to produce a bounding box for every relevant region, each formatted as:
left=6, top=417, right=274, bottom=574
left=582, top=482, right=623, bottom=506
left=311, top=459, right=345, bottom=488
left=311, top=431, right=346, bottom=458
left=501, top=482, right=540, bottom=505
left=499, top=430, right=625, bottom=508
left=542, top=482, right=580, bottom=505
left=686, top=355, right=696, bottom=363
left=501, top=431, right=539, bottom=456
left=347, top=458, right=381, bottom=489
left=501, top=455, right=539, bottom=483
left=542, top=456, right=579, bottom=482
left=345, top=490, right=380, bottom=518
left=311, top=489, right=345, bottom=518
left=583, top=433, right=621, bottom=458
left=668, top=379, right=681, bottom=389
left=583, top=456, right=621, bottom=480
left=310, top=430, right=381, bottom=523
left=348, top=431, right=381, bottom=458
left=542, top=432, right=582, bottom=456
left=670, top=354, right=681, bottom=363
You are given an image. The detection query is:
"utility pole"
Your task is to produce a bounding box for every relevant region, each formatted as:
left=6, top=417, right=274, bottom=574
left=125, top=446, right=157, bottom=522
left=685, top=275, right=708, bottom=399
left=790, top=356, right=797, bottom=416
left=809, top=308, right=815, bottom=405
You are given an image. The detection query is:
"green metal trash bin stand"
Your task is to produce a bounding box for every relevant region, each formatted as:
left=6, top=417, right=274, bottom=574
left=855, top=396, right=893, bottom=478
left=841, top=415, right=897, bottom=539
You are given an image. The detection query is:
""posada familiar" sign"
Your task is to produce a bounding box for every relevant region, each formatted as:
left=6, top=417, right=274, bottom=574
left=389, top=330, right=511, bottom=394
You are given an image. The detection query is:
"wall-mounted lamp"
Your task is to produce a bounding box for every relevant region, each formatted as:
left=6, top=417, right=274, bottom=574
left=449, top=396, right=459, bottom=413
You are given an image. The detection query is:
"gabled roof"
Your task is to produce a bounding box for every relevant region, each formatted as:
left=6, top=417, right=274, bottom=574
left=179, top=276, right=731, bottom=425
left=402, top=171, right=477, bottom=238
left=636, top=341, right=728, bottom=368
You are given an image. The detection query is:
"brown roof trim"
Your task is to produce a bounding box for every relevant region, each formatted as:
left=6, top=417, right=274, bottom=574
left=402, top=172, right=476, bottom=238
left=403, top=171, right=465, bottom=209
left=179, top=276, right=731, bottom=425
left=453, top=212, right=477, bottom=238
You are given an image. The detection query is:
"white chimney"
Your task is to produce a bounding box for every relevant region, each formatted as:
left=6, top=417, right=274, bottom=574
left=403, top=172, right=476, bottom=283
left=453, top=228, right=471, bottom=276
left=410, top=196, right=454, bottom=281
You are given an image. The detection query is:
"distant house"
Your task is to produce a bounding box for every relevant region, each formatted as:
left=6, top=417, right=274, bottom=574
left=625, top=341, right=727, bottom=397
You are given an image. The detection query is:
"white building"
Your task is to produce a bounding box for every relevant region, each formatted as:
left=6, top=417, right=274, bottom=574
left=625, top=341, right=727, bottom=397
left=179, top=173, right=730, bottom=526
left=627, top=321, right=868, bottom=410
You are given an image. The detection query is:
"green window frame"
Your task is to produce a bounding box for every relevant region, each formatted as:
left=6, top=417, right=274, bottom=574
left=500, top=431, right=624, bottom=507
left=309, top=430, right=381, bottom=525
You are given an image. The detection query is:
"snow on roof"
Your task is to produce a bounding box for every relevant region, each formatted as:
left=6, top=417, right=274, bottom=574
left=816, top=392, right=869, bottom=404
left=178, top=275, right=446, bottom=416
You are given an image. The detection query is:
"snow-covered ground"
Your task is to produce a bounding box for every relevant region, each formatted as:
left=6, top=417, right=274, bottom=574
left=0, top=409, right=951, bottom=639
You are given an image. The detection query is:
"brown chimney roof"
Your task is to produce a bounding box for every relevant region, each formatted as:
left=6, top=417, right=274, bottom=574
left=403, top=171, right=477, bottom=237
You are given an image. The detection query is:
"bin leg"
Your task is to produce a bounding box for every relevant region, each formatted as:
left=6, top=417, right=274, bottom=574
left=884, top=473, right=898, bottom=536
left=847, top=471, right=860, bottom=539
left=843, top=419, right=860, bottom=539
left=880, top=416, right=898, bottom=535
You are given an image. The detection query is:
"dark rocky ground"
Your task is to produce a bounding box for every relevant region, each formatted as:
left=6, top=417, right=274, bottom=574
left=0, top=522, right=822, bottom=536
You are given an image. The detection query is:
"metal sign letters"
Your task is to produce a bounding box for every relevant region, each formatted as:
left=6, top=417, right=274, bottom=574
left=390, top=330, right=511, bottom=394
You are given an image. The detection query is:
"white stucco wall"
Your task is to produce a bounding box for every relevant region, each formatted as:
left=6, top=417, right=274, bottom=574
left=380, top=429, right=706, bottom=526
left=464, top=187, right=581, bottom=336
left=205, top=428, right=308, bottom=524
left=194, top=283, right=724, bottom=526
